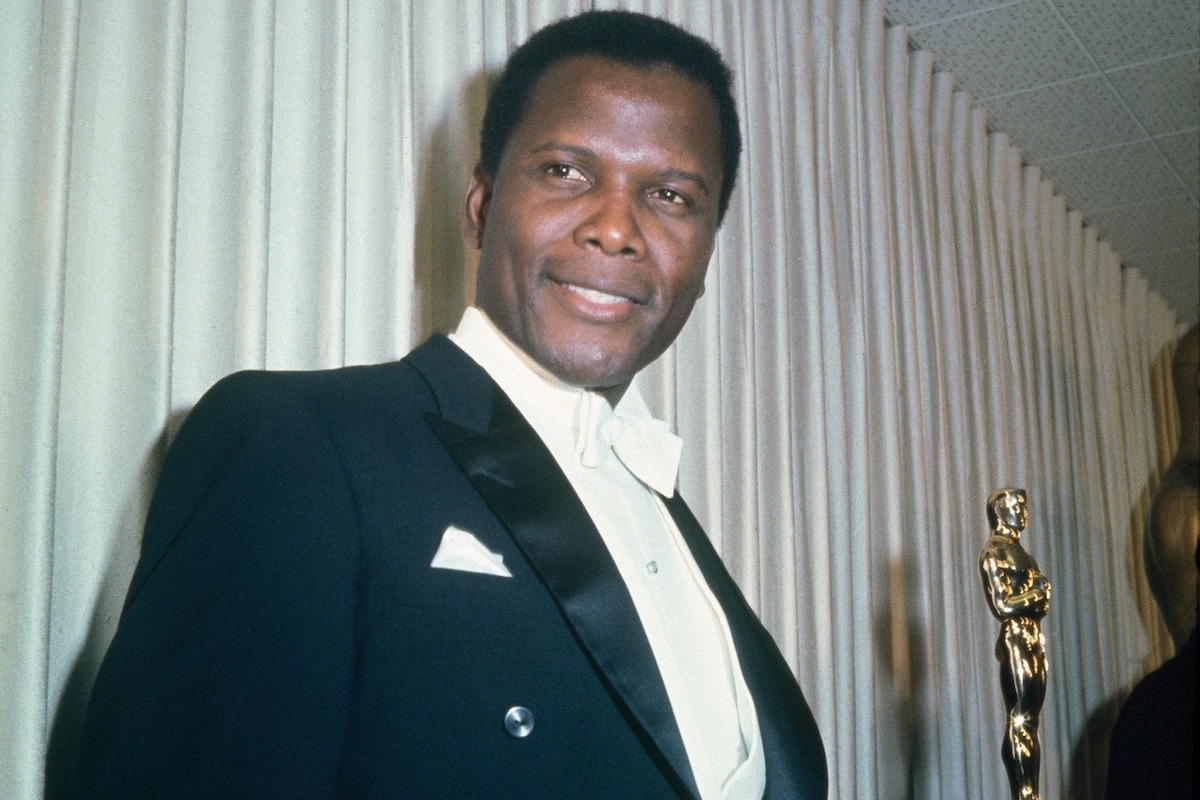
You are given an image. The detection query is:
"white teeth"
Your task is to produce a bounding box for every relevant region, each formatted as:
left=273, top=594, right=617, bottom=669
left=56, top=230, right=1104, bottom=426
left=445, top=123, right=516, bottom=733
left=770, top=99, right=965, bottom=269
left=564, top=283, right=627, bottom=305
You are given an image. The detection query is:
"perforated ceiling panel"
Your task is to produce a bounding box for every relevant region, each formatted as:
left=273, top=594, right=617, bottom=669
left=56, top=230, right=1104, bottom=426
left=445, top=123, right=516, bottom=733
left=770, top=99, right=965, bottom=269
left=1108, top=53, right=1200, bottom=136
left=984, top=76, right=1142, bottom=161
left=886, top=0, right=1199, bottom=326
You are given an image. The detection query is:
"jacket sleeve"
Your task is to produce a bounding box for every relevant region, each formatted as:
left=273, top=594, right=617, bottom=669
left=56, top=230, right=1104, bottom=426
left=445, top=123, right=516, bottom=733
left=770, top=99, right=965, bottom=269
left=70, top=372, right=362, bottom=799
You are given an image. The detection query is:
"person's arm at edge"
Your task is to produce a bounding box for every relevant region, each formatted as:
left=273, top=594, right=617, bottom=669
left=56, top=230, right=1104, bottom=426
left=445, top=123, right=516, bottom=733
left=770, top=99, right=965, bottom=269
left=69, top=371, right=362, bottom=799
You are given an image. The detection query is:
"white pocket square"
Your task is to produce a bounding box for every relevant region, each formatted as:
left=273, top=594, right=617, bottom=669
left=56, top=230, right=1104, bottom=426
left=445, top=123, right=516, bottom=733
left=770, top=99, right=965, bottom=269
left=430, top=525, right=513, bottom=578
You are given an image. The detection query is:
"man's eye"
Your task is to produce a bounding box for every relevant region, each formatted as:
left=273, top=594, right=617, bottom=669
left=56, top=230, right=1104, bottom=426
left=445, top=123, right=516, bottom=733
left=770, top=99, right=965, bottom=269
left=547, top=163, right=586, bottom=182
left=653, top=188, right=689, bottom=207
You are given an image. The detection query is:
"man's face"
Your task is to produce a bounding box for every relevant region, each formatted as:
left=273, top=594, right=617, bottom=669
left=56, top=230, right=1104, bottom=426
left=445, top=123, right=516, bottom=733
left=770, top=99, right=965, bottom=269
left=465, top=55, right=723, bottom=391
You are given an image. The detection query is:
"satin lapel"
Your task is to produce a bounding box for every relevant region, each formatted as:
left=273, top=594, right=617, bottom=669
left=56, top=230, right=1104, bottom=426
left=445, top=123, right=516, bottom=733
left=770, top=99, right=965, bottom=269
left=408, top=339, right=699, bottom=800
left=662, top=493, right=828, bottom=800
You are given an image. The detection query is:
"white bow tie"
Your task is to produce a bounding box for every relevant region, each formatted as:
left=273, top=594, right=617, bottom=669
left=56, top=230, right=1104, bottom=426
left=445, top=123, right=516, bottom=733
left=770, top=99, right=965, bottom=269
left=574, top=392, right=682, bottom=498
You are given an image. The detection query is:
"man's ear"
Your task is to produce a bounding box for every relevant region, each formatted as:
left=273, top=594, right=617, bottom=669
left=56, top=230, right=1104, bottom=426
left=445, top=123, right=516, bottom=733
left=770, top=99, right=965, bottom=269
left=463, top=165, right=494, bottom=250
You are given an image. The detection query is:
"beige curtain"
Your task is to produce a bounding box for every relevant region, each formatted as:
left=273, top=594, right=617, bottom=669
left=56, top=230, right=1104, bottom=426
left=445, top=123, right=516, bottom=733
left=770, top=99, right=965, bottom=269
left=1, top=0, right=1183, bottom=797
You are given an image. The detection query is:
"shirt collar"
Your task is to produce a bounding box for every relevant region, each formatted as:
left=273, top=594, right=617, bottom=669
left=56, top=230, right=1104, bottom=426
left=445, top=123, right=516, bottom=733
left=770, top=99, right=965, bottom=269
left=449, top=307, right=682, bottom=496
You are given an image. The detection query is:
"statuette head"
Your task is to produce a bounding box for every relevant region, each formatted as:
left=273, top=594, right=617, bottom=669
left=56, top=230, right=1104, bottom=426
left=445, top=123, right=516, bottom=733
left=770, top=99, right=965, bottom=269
left=987, top=488, right=1028, bottom=535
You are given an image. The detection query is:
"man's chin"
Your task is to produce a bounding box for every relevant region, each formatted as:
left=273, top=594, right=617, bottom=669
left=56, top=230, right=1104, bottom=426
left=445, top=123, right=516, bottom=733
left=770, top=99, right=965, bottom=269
left=536, top=346, right=638, bottom=394
left=551, top=363, right=634, bottom=394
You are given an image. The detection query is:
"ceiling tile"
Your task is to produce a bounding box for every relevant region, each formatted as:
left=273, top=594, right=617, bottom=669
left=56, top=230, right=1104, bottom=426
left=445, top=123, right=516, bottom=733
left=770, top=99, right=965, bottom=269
left=1041, top=140, right=1183, bottom=212
left=904, top=0, right=1094, bottom=98
left=1106, top=52, right=1200, bottom=137
left=1156, top=129, right=1200, bottom=198
left=1051, top=0, right=1200, bottom=71
left=884, top=0, right=1009, bottom=29
left=1087, top=194, right=1200, bottom=254
left=983, top=75, right=1142, bottom=161
left=1122, top=247, right=1199, bottom=325
left=888, top=0, right=1198, bottom=324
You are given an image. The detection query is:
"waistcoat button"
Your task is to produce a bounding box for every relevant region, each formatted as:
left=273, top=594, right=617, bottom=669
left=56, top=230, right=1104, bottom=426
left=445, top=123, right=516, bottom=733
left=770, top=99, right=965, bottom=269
left=504, top=706, right=534, bottom=738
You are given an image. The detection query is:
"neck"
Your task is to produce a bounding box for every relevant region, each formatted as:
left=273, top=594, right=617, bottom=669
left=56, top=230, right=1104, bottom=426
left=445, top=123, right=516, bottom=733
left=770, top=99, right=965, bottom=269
left=597, top=382, right=630, bottom=407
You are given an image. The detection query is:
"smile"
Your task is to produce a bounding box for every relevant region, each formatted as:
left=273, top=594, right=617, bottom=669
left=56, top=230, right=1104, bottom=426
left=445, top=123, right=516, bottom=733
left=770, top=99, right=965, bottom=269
left=549, top=278, right=644, bottom=322
left=562, top=283, right=631, bottom=306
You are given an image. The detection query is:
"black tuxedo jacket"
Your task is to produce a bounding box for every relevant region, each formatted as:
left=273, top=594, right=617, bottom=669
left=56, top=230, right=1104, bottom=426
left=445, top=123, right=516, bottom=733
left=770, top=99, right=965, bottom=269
left=71, top=336, right=826, bottom=799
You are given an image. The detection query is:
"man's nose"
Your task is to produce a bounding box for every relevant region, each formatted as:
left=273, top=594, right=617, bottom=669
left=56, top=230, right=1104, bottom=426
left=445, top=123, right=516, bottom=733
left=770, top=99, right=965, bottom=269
left=573, top=189, right=646, bottom=259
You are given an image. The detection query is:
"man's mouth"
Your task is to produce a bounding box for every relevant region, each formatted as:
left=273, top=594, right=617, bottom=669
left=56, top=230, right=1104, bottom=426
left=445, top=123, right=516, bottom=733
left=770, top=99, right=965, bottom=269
left=561, top=282, right=631, bottom=306
left=549, top=277, right=644, bottom=322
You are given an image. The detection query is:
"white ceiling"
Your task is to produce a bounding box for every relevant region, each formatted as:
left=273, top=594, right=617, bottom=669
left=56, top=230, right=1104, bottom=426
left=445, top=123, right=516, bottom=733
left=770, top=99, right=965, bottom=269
left=884, top=0, right=1199, bottom=327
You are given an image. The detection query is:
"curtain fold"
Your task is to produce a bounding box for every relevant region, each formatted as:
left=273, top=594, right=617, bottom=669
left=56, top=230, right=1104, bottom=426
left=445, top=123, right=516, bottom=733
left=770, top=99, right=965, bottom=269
left=1, top=1, right=1184, bottom=797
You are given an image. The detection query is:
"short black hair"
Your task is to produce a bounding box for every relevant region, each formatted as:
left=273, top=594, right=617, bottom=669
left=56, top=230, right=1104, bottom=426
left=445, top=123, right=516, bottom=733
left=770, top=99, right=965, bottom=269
left=478, top=10, right=742, bottom=223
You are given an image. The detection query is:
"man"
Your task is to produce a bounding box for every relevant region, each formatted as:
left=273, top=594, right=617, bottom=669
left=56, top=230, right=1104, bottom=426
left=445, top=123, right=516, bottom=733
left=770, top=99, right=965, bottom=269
left=979, top=488, right=1051, bottom=800
left=70, top=11, right=827, bottom=799
left=1107, top=326, right=1198, bottom=798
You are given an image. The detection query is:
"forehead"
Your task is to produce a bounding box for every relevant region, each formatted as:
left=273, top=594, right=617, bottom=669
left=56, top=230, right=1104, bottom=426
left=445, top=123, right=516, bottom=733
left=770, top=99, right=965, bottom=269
left=506, top=55, right=722, bottom=172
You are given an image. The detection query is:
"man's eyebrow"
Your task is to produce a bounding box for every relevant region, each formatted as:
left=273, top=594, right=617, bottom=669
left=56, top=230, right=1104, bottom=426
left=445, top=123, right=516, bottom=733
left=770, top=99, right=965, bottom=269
left=659, top=168, right=712, bottom=196
left=531, top=142, right=597, bottom=160
left=531, top=142, right=713, bottom=196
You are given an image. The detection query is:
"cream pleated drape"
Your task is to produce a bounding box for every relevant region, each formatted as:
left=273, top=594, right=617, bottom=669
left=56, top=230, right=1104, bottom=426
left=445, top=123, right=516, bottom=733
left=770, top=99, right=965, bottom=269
left=0, top=1, right=1184, bottom=798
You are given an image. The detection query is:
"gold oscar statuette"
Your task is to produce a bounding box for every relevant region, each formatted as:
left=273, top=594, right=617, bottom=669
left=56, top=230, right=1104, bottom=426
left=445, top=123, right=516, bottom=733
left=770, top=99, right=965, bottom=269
left=979, top=488, right=1051, bottom=800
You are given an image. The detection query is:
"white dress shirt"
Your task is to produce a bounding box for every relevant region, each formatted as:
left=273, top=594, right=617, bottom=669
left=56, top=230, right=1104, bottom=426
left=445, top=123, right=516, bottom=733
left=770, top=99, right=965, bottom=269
left=450, top=307, right=766, bottom=800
